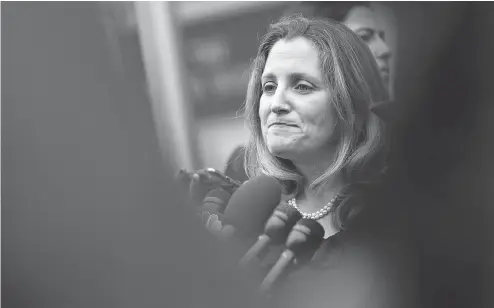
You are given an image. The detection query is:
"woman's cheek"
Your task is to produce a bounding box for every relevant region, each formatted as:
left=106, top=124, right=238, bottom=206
left=258, top=99, right=269, bottom=125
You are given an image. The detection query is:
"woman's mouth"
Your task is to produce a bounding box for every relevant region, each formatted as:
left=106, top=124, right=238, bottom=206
left=380, top=66, right=390, bottom=76
left=268, top=123, right=301, bottom=134
left=268, top=122, right=299, bottom=128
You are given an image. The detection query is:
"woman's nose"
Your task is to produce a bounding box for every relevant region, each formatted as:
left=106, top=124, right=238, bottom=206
left=375, top=36, right=392, bottom=60
left=270, top=89, right=290, bottom=114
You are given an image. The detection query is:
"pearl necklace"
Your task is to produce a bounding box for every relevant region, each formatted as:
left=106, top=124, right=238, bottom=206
left=288, top=193, right=339, bottom=220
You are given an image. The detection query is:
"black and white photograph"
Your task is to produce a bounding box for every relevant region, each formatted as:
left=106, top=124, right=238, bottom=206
left=3, top=2, right=494, bottom=308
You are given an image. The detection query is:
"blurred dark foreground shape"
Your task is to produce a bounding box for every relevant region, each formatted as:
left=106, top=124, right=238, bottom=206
left=2, top=2, right=259, bottom=308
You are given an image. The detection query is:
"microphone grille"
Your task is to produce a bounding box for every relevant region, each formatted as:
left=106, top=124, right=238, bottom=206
left=202, top=188, right=231, bottom=213
left=286, top=219, right=325, bottom=256
left=223, top=175, right=282, bottom=236
left=264, top=203, right=302, bottom=244
left=274, top=202, right=302, bottom=224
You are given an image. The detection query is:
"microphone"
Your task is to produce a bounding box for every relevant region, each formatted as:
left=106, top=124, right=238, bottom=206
left=259, top=219, right=325, bottom=294
left=202, top=188, right=231, bottom=215
left=199, top=188, right=231, bottom=232
left=220, top=176, right=283, bottom=239
left=239, top=203, right=302, bottom=268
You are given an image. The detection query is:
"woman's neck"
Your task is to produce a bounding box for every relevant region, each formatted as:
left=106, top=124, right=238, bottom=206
left=290, top=166, right=343, bottom=210
left=291, top=144, right=339, bottom=186
left=292, top=164, right=345, bottom=239
left=293, top=155, right=342, bottom=189
left=296, top=161, right=329, bottom=188
left=291, top=157, right=346, bottom=239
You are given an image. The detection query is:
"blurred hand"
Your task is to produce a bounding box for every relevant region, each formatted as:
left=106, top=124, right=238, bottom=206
left=188, top=169, right=221, bottom=206
left=204, top=214, right=224, bottom=236
left=186, top=169, right=240, bottom=208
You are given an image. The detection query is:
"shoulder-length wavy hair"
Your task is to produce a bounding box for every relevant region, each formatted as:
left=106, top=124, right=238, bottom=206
left=243, top=15, right=388, bottom=203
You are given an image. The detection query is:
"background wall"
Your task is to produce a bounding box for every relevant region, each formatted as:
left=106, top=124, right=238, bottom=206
left=175, top=1, right=288, bottom=171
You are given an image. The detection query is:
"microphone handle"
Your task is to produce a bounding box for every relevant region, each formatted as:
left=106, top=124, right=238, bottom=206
left=259, top=249, right=295, bottom=294
left=239, top=234, right=271, bottom=268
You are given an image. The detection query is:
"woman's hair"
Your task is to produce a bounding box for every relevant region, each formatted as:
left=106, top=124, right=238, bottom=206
left=243, top=15, right=388, bottom=227
left=284, top=1, right=371, bottom=23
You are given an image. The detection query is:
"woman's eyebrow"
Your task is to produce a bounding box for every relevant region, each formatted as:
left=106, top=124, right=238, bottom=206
left=289, top=72, right=317, bottom=81
left=261, top=73, right=276, bottom=81
left=261, top=72, right=320, bottom=82
left=354, top=27, right=374, bottom=34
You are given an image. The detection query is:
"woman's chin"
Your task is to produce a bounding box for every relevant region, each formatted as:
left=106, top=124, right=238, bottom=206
left=267, top=144, right=296, bottom=160
left=264, top=135, right=301, bottom=159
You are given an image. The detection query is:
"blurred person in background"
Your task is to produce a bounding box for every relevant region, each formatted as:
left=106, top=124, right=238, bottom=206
left=223, top=1, right=395, bottom=185
left=287, top=1, right=394, bottom=95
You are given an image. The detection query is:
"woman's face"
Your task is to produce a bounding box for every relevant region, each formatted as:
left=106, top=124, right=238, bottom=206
left=259, top=37, right=336, bottom=163
left=344, top=5, right=392, bottom=93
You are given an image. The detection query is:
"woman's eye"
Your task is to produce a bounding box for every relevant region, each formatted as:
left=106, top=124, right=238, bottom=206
left=357, top=29, right=373, bottom=43
left=359, top=34, right=372, bottom=42
left=262, top=82, right=276, bottom=94
left=379, top=31, right=386, bottom=41
left=295, top=83, right=314, bottom=93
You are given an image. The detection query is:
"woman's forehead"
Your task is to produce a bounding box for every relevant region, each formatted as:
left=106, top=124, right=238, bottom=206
left=343, top=6, right=380, bottom=32
left=268, top=37, right=317, bottom=59
left=262, top=38, right=322, bottom=79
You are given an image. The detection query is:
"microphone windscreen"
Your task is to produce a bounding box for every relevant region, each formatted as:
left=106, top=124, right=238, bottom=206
left=272, top=202, right=302, bottom=225
left=264, top=203, right=302, bottom=244
left=202, top=188, right=231, bottom=214
left=223, top=176, right=282, bottom=237
left=286, top=219, right=325, bottom=256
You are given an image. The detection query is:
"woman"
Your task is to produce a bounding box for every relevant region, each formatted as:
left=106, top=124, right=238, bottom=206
left=243, top=15, right=410, bottom=307
left=225, top=1, right=395, bottom=184
left=243, top=13, right=387, bottom=236
left=188, top=14, right=410, bottom=307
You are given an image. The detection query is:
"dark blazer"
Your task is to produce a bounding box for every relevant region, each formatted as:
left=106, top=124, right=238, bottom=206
left=265, top=184, right=414, bottom=308
left=223, top=179, right=413, bottom=308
